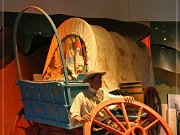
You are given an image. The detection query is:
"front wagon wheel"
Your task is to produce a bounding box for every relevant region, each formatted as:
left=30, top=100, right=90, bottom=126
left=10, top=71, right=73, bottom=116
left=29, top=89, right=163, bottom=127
left=12, top=108, right=40, bottom=135
left=84, top=99, right=173, bottom=135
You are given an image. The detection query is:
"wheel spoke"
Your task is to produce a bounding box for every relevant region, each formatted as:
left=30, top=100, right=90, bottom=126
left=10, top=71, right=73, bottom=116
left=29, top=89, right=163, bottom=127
left=103, top=106, right=126, bottom=132
left=27, top=120, right=34, bottom=126
left=144, top=119, right=159, bottom=130
left=134, top=106, right=143, bottom=125
left=139, top=118, right=149, bottom=126
left=120, top=102, right=131, bottom=129
left=18, top=126, right=28, bottom=130
left=92, top=119, right=124, bottom=135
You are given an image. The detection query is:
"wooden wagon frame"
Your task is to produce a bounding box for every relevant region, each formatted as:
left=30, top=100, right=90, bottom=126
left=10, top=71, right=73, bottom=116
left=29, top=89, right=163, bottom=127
left=12, top=6, right=173, bottom=135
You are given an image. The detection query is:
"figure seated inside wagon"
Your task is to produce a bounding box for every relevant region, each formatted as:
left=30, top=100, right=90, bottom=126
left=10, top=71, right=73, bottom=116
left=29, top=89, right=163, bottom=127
left=42, top=34, right=87, bottom=81
left=33, top=34, right=88, bottom=82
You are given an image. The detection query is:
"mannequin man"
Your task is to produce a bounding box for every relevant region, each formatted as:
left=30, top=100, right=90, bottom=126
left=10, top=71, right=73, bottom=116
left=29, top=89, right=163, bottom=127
left=69, top=70, right=134, bottom=134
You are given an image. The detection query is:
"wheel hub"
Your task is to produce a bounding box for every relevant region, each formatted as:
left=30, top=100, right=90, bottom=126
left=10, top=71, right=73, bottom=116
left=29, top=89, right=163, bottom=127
left=125, top=125, right=146, bottom=135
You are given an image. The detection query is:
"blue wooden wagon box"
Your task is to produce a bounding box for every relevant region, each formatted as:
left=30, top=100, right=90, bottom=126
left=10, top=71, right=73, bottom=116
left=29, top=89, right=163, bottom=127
left=17, top=80, right=89, bottom=129
left=13, top=6, right=90, bottom=130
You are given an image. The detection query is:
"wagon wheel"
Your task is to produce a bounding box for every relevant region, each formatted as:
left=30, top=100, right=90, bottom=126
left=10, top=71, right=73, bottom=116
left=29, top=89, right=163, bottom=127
left=84, top=98, right=172, bottom=135
left=12, top=108, right=40, bottom=135
left=144, top=87, right=162, bottom=134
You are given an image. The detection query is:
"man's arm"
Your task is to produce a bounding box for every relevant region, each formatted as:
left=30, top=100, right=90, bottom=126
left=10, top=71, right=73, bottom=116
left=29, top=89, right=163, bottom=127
left=69, top=92, right=91, bottom=125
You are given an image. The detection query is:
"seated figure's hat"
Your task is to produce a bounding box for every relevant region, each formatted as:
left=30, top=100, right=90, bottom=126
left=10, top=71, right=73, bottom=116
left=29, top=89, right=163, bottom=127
left=83, top=70, right=106, bottom=83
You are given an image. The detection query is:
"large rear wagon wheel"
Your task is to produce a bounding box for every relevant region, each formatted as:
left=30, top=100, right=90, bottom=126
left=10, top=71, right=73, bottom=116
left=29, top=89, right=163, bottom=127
left=84, top=98, right=172, bottom=135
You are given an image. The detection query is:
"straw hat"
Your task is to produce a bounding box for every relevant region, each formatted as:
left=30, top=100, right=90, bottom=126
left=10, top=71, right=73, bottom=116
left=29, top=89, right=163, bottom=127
left=83, top=70, right=106, bottom=83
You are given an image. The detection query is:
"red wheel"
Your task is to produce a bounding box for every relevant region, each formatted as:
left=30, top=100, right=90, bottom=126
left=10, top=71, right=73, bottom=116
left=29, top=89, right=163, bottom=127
left=12, top=108, right=40, bottom=135
left=144, top=87, right=162, bottom=116
left=12, top=108, right=83, bottom=135
left=84, top=98, right=172, bottom=135
left=144, top=87, right=162, bottom=134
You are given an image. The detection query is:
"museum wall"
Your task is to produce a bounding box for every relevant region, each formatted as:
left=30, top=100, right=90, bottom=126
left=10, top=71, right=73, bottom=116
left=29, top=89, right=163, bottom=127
left=2, top=0, right=179, bottom=21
